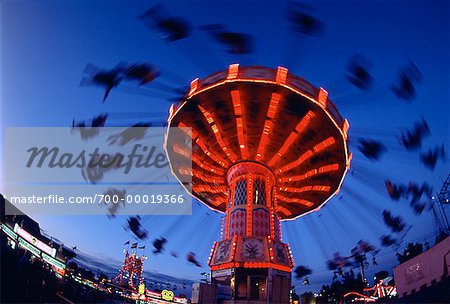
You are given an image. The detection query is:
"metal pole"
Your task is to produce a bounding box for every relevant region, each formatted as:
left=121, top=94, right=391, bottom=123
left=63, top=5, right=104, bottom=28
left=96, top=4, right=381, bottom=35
left=360, top=259, right=366, bottom=286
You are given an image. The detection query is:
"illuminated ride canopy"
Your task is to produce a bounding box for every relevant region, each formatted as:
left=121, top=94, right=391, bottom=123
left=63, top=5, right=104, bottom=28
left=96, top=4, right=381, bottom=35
left=165, top=64, right=350, bottom=303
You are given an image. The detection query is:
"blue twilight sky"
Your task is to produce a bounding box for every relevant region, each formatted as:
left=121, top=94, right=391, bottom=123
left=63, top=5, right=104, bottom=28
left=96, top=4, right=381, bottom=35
left=1, top=0, right=449, bottom=293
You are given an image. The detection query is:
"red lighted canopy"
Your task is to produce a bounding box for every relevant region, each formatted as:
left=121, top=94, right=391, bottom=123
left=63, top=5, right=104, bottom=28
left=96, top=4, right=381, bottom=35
left=165, top=65, right=351, bottom=220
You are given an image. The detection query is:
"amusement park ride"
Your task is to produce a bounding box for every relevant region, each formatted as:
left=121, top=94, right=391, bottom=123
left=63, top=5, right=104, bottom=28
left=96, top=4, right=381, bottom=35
left=116, top=244, right=146, bottom=289
left=344, top=276, right=397, bottom=303
left=165, top=64, right=351, bottom=303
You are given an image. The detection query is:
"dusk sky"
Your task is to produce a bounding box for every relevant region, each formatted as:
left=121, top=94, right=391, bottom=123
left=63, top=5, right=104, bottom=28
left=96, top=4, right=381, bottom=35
left=1, top=0, right=449, bottom=293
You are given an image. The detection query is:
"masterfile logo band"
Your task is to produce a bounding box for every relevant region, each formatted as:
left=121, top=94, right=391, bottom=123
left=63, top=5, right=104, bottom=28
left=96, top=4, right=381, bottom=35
left=3, top=127, right=192, bottom=216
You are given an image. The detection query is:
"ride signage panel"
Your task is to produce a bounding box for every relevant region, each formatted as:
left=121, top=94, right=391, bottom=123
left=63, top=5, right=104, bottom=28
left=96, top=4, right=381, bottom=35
left=1, top=223, right=18, bottom=239
left=14, top=223, right=57, bottom=257
left=42, top=252, right=66, bottom=269
left=18, top=237, right=41, bottom=257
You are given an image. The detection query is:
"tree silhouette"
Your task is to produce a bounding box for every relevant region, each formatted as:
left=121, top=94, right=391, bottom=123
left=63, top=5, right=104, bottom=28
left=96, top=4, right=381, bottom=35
left=396, top=242, right=423, bottom=264
left=314, top=270, right=365, bottom=303
left=374, top=270, right=389, bottom=282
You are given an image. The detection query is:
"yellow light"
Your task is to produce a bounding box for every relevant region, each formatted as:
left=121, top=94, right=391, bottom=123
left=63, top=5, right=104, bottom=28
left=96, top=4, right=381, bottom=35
left=161, top=289, right=174, bottom=301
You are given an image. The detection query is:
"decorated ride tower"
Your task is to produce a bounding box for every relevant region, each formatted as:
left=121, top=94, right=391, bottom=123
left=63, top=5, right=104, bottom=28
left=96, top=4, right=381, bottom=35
left=116, top=246, right=145, bottom=289
left=165, top=64, right=351, bottom=303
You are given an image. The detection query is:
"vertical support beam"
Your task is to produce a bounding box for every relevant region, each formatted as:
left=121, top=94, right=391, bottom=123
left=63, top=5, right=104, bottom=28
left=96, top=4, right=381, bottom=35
left=247, top=174, right=253, bottom=236
left=273, top=187, right=282, bottom=241
left=270, top=209, right=276, bottom=240
left=226, top=180, right=235, bottom=239
left=266, top=176, right=272, bottom=209
left=267, top=269, right=273, bottom=304
left=247, top=274, right=251, bottom=301
left=220, top=217, right=225, bottom=240
left=360, top=260, right=367, bottom=286
left=267, top=177, right=275, bottom=240
left=231, top=272, right=236, bottom=300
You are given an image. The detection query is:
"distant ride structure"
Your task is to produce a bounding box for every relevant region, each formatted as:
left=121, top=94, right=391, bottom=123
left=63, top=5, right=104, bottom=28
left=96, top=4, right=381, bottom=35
left=165, top=64, right=351, bottom=303
left=116, top=245, right=145, bottom=289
